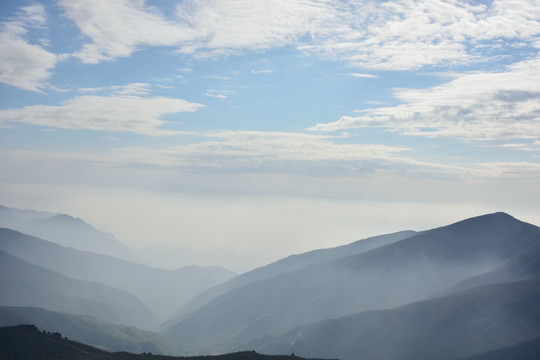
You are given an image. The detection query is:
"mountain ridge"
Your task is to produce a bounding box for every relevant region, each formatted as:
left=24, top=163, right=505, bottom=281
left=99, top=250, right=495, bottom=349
left=0, top=204, right=132, bottom=260
left=0, top=228, right=236, bottom=321
left=171, top=230, right=417, bottom=320
left=243, top=277, right=540, bottom=360
left=160, top=212, right=540, bottom=354
left=0, top=249, right=156, bottom=329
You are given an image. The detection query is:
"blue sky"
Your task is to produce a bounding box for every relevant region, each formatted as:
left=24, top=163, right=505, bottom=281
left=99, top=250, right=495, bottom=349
left=1, top=0, right=539, bottom=271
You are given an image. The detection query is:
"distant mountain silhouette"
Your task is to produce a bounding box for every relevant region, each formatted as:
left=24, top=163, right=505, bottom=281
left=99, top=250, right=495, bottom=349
left=244, top=277, right=540, bottom=360
left=0, top=204, right=132, bottom=260
left=0, top=228, right=236, bottom=321
left=160, top=213, right=540, bottom=354
left=0, top=325, right=324, bottom=360
left=0, top=250, right=156, bottom=329
left=0, top=306, right=179, bottom=355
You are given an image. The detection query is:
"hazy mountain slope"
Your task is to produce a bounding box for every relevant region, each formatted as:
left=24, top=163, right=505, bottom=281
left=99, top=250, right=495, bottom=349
left=454, top=337, right=540, bottom=360
left=0, top=306, right=179, bottom=355
left=0, top=228, right=236, bottom=320
left=0, top=325, right=321, bottom=360
left=161, top=213, right=540, bottom=354
left=245, top=278, right=540, bottom=360
left=173, top=230, right=417, bottom=318
left=0, top=204, right=132, bottom=260
left=446, top=246, right=540, bottom=293
left=0, top=250, right=156, bottom=329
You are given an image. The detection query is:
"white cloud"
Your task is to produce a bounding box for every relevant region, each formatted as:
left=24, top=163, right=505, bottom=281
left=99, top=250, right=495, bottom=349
left=59, top=0, right=197, bottom=63
left=174, top=0, right=335, bottom=53
left=0, top=4, right=58, bottom=92
left=302, top=0, right=540, bottom=70
left=79, top=83, right=152, bottom=96
left=0, top=130, right=410, bottom=172
left=4, top=129, right=539, bottom=182
left=0, top=94, right=204, bottom=136
left=309, top=56, right=540, bottom=146
left=349, top=73, right=377, bottom=78
left=204, top=89, right=235, bottom=99
left=19, top=4, right=48, bottom=28
left=104, top=130, right=464, bottom=179
left=474, top=161, right=540, bottom=180
left=251, top=69, right=273, bottom=74
left=57, top=0, right=540, bottom=71
left=204, top=75, right=230, bottom=81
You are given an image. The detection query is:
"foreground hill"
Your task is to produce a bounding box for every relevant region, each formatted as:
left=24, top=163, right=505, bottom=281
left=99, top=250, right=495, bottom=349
left=161, top=213, right=540, bottom=354
left=0, top=228, right=236, bottom=321
left=0, top=306, right=179, bottom=355
left=0, top=250, right=156, bottom=329
left=0, top=325, right=323, bottom=360
left=245, top=277, right=540, bottom=360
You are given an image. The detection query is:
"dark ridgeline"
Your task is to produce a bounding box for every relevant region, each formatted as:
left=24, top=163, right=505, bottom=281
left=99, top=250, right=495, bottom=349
left=0, top=306, right=180, bottom=355
left=0, top=324, right=330, bottom=360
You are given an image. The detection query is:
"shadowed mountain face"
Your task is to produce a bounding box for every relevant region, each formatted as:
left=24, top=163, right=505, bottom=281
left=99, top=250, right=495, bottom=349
left=245, top=278, right=540, bottom=360
left=0, top=205, right=132, bottom=260
left=0, top=250, right=156, bottom=329
left=0, top=306, right=179, bottom=355
left=160, top=213, right=540, bottom=354
left=0, top=228, right=236, bottom=321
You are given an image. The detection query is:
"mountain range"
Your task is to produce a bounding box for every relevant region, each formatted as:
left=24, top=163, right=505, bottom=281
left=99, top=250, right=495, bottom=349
left=0, top=249, right=155, bottom=329
left=160, top=212, right=540, bottom=358
left=1, top=205, right=539, bottom=359
left=0, top=228, right=236, bottom=321
left=0, top=205, right=131, bottom=260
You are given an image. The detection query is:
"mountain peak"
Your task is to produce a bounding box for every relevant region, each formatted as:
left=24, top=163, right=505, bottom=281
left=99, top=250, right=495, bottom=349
left=47, top=214, right=84, bottom=223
